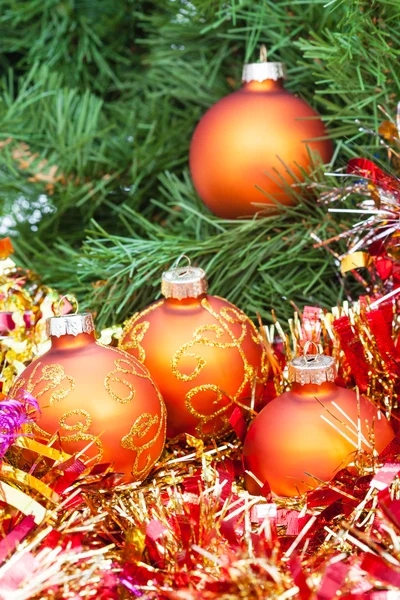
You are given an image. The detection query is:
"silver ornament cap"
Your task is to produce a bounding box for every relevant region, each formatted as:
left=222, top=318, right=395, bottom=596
left=161, top=255, right=208, bottom=300
left=46, top=313, right=95, bottom=338
left=288, top=348, right=336, bottom=386
left=46, top=295, right=95, bottom=338
left=242, top=62, right=286, bottom=83
left=242, top=43, right=286, bottom=83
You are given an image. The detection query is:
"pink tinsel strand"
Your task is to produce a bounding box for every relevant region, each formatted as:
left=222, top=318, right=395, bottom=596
left=0, top=390, right=40, bottom=458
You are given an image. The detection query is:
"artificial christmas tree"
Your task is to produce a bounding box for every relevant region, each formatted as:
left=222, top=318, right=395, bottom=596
left=2, top=3, right=400, bottom=598
left=1, top=1, right=397, bottom=327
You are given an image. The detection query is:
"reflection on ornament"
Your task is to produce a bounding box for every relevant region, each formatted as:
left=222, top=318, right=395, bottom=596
left=10, top=311, right=166, bottom=480
left=120, top=259, right=266, bottom=440
left=243, top=349, right=394, bottom=497
left=189, top=49, right=333, bottom=218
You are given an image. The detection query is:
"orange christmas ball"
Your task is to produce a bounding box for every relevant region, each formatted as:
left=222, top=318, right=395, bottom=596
left=10, top=312, right=166, bottom=481
left=190, top=60, right=333, bottom=218
left=120, top=262, right=266, bottom=440
left=243, top=353, right=394, bottom=497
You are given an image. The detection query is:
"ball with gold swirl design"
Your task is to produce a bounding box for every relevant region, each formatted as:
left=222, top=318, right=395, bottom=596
left=119, top=262, right=267, bottom=440
left=10, top=312, right=166, bottom=481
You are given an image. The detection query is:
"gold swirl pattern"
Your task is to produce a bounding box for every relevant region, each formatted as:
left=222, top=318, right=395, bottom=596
left=171, top=321, right=238, bottom=383
left=119, top=322, right=150, bottom=363
left=121, top=390, right=167, bottom=479
left=172, top=350, right=207, bottom=382
left=103, top=347, right=167, bottom=478
left=10, top=362, right=100, bottom=459
left=121, top=295, right=267, bottom=440
left=104, top=358, right=136, bottom=404
left=102, top=344, right=152, bottom=378
left=11, top=362, right=75, bottom=405
left=120, top=301, right=163, bottom=360
left=58, top=409, right=103, bottom=460
left=171, top=299, right=265, bottom=438
left=11, top=348, right=167, bottom=478
left=219, top=303, right=263, bottom=347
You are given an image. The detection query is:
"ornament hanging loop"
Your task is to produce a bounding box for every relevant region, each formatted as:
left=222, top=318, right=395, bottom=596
left=289, top=345, right=336, bottom=385
left=260, top=44, right=267, bottom=62
left=172, top=254, right=192, bottom=275
left=302, top=340, right=320, bottom=363
left=56, top=294, right=79, bottom=317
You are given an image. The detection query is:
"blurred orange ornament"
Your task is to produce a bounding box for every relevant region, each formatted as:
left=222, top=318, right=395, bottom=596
left=0, top=237, right=14, bottom=260
left=189, top=48, right=333, bottom=218
left=10, top=309, right=166, bottom=481
left=120, top=259, right=266, bottom=440
left=243, top=349, right=394, bottom=497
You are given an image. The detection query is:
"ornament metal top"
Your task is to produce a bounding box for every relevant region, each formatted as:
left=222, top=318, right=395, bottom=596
left=242, top=46, right=286, bottom=83
left=288, top=353, right=336, bottom=386
left=161, top=256, right=208, bottom=299
left=46, top=296, right=95, bottom=338
left=46, top=313, right=95, bottom=338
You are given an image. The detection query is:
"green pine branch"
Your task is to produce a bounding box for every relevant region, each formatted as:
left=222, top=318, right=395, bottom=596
left=1, top=0, right=399, bottom=325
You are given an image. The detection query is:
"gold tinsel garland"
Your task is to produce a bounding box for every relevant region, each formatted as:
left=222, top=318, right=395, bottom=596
left=1, top=286, right=400, bottom=599
left=0, top=238, right=59, bottom=395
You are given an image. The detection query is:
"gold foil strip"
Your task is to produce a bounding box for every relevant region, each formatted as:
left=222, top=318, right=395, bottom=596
left=14, top=436, right=71, bottom=462
left=340, top=251, right=372, bottom=274
left=1, top=464, right=59, bottom=503
left=0, top=480, right=47, bottom=524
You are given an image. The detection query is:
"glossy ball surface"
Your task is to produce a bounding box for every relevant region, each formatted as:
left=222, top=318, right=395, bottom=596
left=10, top=332, right=166, bottom=481
left=189, top=80, right=333, bottom=218
left=120, top=295, right=266, bottom=440
left=243, top=381, right=394, bottom=497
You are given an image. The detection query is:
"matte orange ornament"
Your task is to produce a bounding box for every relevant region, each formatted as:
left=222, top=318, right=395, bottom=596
left=10, top=311, right=166, bottom=481
left=189, top=54, right=333, bottom=218
left=120, top=260, right=266, bottom=440
left=243, top=351, right=394, bottom=497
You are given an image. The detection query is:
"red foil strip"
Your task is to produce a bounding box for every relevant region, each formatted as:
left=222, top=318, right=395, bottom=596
left=317, top=560, right=351, bottom=600
left=332, top=315, right=370, bottom=391
left=0, top=552, right=37, bottom=598
left=146, top=519, right=168, bottom=567
left=361, top=553, right=400, bottom=587
left=375, top=256, right=393, bottom=281
left=289, top=553, right=312, bottom=600
left=0, top=516, right=35, bottom=564
left=301, top=306, right=322, bottom=343
left=366, top=309, right=400, bottom=378
left=370, top=463, right=400, bottom=491
left=276, top=510, right=311, bottom=536
left=50, top=457, right=87, bottom=495
left=229, top=406, right=247, bottom=442
left=379, top=432, right=400, bottom=461
left=378, top=487, right=400, bottom=531
left=0, top=311, right=33, bottom=335
left=342, top=594, right=400, bottom=600
left=347, top=158, right=400, bottom=198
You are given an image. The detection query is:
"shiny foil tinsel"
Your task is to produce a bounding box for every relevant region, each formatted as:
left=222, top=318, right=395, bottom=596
left=313, top=103, right=400, bottom=304
left=2, top=431, right=400, bottom=599
left=1, top=299, right=400, bottom=599
left=0, top=239, right=59, bottom=395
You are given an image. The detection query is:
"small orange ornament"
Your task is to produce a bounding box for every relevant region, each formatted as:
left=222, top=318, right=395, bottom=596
left=120, top=259, right=266, bottom=440
left=190, top=49, right=333, bottom=218
left=243, top=350, right=394, bottom=497
left=10, top=310, right=166, bottom=481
